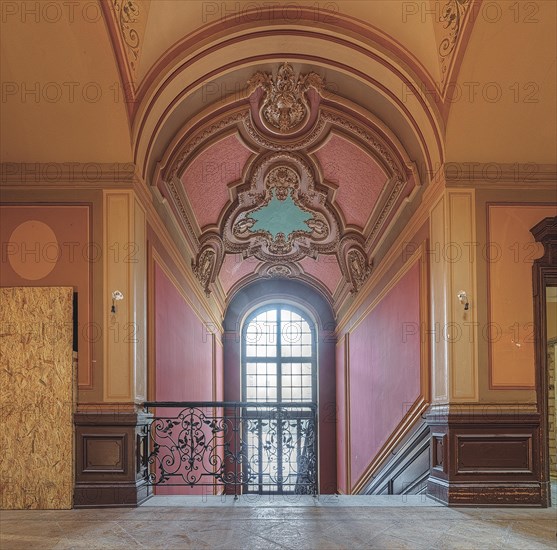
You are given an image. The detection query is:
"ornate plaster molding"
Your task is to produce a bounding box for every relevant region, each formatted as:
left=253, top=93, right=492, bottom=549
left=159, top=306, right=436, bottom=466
left=113, top=0, right=141, bottom=73
left=157, top=65, right=420, bottom=299
left=165, top=175, right=200, bottom=249
left=247, top=62, right=324, bottom=135
left=319, top=110, right=402, bottom=177
left=166, top=111, right=248, bottom=180
left=259, top=261, right=302, bottom=279
left=242, top=112, right=327, bottom=152
left=439, top=0, right=472, bottom=84
left=191, top=233, right=225, bottom=296
left=366, top=175, right=406, bottom=247
left=223, top=152, right=341, bottom=263
left=338, top=235, right=373, bottom=294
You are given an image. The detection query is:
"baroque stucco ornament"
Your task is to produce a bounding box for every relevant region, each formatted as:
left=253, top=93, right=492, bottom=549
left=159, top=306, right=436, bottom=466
left=113, top=0, right=141, bottom=72
left=224, top=153, right=340, bottom=264
left=191, top=249, right=215, bottom=296
left=439, top=0, right=471, bottom=82
left=347, top=249, right=372, bottom=293
left=247, top=62, right=324, bottom=134
left=233, top=165, right=318, bottom=256
left=191, top=234, right=225, bottom=296
left=160, top=63, right=416, bottom=298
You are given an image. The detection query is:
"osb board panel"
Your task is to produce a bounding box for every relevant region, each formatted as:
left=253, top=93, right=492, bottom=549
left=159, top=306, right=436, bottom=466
left=0, top=287, right=74, bottom=509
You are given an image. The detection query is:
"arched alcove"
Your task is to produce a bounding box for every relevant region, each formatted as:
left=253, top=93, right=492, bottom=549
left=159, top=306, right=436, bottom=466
left=223, top=278, right=336, bottom=493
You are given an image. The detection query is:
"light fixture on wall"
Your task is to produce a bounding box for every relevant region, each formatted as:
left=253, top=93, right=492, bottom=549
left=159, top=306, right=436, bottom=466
left=111, top=290, right=124, bottom=313
left=457, top=290, right=469, bottom=311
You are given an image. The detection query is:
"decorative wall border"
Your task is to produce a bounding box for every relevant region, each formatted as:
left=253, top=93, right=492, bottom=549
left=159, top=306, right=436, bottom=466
left=0, top=163, right=138, bottom=187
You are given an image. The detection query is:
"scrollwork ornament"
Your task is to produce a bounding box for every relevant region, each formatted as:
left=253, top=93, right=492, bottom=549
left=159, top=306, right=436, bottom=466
left=265, top=166, right=299, bottom=199
left=439, top=0, right=471, bottom=82
left=113, top=0, right=141, bottom=71
left=192, top=249, right=216, bottom=296
left=267, top=264, right=292, bottom=278
left=347, top=249, right=372, bottom=293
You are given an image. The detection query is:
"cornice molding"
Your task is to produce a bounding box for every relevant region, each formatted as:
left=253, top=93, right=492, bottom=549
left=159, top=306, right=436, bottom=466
left=443, top=162, right=557, bottom=188
left=426, top=402, right=539, bottom=423
left=0, top=162, right=138, bottom=187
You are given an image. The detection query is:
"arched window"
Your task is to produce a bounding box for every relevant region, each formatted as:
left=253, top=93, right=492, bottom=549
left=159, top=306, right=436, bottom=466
left=224, top=278, right=336, bottom=494
left=241, top=304, right=318, bottom=494
left=242, top=304, right=317, bottom=404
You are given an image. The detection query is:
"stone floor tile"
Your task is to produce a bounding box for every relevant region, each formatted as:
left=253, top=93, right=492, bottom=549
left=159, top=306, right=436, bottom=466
left=1, top=500, right=556, bottom=550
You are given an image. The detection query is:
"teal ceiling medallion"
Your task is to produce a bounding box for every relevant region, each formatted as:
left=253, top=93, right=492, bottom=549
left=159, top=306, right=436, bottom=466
left=236, top=165, right=316, bottom=250
left=249, top=188, right=313, bottom=239
left=225, top=153, right=340, bottom=263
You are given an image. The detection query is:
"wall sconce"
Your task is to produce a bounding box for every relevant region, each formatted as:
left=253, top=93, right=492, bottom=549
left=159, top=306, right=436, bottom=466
left=111, top=290, right=124, bottom=313
left=457, top=290, right=469, bottom=311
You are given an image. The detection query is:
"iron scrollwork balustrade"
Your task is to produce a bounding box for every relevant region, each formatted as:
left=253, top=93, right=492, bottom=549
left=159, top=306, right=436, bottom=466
left=142, top=401, right=318, bottom=496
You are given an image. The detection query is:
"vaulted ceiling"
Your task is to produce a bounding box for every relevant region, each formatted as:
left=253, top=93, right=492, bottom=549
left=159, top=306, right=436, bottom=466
left=1, top=0, right=555, bottom=310
left=154, top=61, right=418, bottom=304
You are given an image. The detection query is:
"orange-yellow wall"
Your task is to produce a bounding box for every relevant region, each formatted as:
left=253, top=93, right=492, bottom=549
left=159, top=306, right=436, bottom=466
left=488, top=205, right=557, bottom=388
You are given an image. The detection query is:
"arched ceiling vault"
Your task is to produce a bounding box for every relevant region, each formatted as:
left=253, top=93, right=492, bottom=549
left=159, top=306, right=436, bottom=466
left=96, top=0, right=557, bottom=309
left=115, top=4, right=455, bottom=308
left=2, top=1, right=555, bottom=311
left=149, top=60, right=420, bottom=306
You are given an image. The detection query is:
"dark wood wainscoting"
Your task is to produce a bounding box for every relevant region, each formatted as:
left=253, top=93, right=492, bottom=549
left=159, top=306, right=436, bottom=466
left=74, top=409, right=152, bottom=508
left=426, top=405, right=544, bottom=506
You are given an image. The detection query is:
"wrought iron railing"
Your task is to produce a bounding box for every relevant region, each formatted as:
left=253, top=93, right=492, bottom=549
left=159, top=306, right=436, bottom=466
left=141, top=401, right=318, bottom=496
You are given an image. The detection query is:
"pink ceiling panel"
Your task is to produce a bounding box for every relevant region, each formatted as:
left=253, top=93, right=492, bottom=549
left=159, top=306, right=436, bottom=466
left=181, top=134, right=252, bottom=230
left=219, top=254, right=260, bottom=294
left=299, top=255, right=343, bottom=294
left=314, top=134, right=388, bottom=229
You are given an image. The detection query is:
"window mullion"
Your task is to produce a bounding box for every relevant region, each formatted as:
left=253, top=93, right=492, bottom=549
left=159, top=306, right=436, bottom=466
left=277, top=307, right=282, bottom=403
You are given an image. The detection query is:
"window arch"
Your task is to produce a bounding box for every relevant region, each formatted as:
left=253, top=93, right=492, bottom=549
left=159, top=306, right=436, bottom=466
left=241, top=304, right=317, bottom=404
left=223, top=278, right=336, bottom=493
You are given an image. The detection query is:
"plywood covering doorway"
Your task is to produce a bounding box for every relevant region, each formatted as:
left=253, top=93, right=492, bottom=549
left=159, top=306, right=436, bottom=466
left=0, top=287, right=75, bottom=509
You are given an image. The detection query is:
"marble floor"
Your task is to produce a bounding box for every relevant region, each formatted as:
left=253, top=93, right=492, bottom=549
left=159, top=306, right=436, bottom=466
left=1, top=495, right=556, bottom=550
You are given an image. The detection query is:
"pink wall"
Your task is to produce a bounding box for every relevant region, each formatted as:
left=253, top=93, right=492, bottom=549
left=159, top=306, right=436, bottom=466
left=348, top=262, right=422, bottom=487
left=154, top=261, right=213, bottom=401
left=215, top=341, right=224, bottom=401
left=153, top=261, right=215, bottom=495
